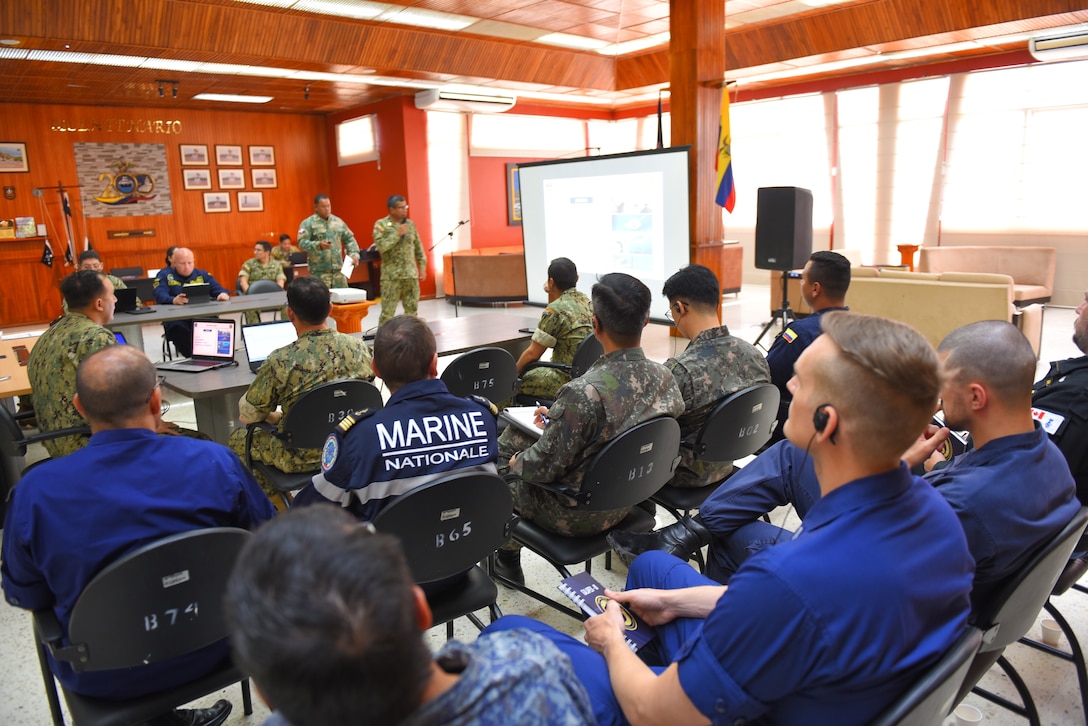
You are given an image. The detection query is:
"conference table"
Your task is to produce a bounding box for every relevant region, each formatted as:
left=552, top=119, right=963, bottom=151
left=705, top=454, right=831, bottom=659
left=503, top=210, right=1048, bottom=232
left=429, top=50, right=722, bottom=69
left=105, top=290, right=288, bottom=351
left=160, top=312, right=539, bottom=444
left=0, top=334, right=41, bottom=413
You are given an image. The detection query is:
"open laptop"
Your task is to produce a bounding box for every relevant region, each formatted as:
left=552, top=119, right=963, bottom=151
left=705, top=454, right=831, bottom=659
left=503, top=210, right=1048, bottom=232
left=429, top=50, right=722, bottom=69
left=156, top=319, right=237, bottom=372
left=241, top=320, right=298, bottom=373
left=115, top=287, right=151, bottom=314
left=181, top=282, right=216, bottom=305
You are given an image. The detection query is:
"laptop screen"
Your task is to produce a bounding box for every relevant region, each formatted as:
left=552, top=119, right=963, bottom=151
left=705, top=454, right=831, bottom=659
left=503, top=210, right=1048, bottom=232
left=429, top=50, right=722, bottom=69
left=191, top=319, right=236, bottom=360
left=113, top=331, right=128, bottom=345
left=242, top=321, right=298, bottom=365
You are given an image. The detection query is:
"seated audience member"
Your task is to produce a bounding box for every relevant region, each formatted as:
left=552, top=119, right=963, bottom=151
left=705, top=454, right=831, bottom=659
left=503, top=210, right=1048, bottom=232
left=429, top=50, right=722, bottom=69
left=294, top=315, right=497, bottom=521
left=764, top=250, right=850, bottom=443
left=494, top=272, right=684, bottom=584
left=62, top=250, right=128, bottom=313
left=28, top=269, right=117, bottom=457
left=228, top=276, right=374, bottom=501
left=3, top=345, right=275, bottom=725
left=612, top=320, right=1079, bottom=608
left=153, top=247, right=230, bottom=357
left=238, top=240, right=286, bottom=324
left=491, top=311, right=974, bottom=726
left=271, top=233, right=302, bottom=273
left=164, top=245, right=177, bottom=269
left=1033, top=287, right=1088, bottom=503
left=661, top=263, right=770, bottom=488
left=224, top=506, right=596, bottom=726
left=514, top=257, right=593, bottom=402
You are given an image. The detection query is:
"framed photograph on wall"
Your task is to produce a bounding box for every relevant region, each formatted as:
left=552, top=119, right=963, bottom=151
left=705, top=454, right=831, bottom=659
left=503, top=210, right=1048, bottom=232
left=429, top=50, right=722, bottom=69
left=179, top=144, right=208, bottom=166
left=203, top=192, right=231, bottom=213
left=215, top=144, right=243, bottom=166
left=0, top=143, right=30, bottom=173
left=217, top=168, right=245, bottom=189
left=238, top=191, right=264, bottom=212
left=251, top=168, right=277, bottom=188
left=182, top=168, right=212, bottom=190
left=248, top=145, right=275, bottom=166
left=506, top=162, right=522, bottom=226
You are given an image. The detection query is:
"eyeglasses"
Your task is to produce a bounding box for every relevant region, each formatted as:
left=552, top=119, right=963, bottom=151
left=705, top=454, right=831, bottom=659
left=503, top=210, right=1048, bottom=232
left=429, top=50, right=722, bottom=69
left=146, top=375, right=166, bottom=403
left=664, top=301, right=687, bottom=324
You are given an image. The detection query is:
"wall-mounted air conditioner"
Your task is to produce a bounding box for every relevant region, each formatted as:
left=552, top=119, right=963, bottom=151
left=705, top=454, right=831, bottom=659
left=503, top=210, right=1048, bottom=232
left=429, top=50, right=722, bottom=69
left=414, top=89, right=516, bottom=114
left=1029, top=31, right=1088, bottom=62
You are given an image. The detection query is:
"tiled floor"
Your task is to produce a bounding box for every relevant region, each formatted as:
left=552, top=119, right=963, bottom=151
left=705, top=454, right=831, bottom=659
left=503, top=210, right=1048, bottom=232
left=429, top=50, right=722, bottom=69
left=2, top=286, right=1085, bottom=725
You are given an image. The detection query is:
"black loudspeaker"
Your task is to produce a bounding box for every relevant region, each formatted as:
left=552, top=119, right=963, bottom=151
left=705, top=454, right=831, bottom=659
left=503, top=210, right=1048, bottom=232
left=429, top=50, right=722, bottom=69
left=755, top=187, right=814, bottom=271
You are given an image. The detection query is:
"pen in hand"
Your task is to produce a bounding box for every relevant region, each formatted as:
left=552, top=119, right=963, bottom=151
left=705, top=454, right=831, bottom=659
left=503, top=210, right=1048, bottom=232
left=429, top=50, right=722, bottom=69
left=534, top=401, right=549, bottom=428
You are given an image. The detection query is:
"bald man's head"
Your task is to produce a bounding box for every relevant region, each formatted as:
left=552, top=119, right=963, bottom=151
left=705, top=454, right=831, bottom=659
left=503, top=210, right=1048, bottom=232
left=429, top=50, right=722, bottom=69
left=75, top=345, right=159, bottom=428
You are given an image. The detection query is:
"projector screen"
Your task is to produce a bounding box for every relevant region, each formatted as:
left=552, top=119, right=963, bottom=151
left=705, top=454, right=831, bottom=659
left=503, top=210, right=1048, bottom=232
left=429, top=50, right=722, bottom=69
left=519, top=147, right=691, bottom=324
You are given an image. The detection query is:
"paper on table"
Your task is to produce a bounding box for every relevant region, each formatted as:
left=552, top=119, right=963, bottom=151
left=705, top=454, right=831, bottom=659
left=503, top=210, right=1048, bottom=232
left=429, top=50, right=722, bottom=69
left=340, top=254, right=356, bottom=279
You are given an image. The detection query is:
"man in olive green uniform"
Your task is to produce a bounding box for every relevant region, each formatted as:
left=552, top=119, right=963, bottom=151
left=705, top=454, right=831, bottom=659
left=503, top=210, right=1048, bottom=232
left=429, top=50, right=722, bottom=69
left=372, top=194, right=426, bottom=326
left=228, top=276, right=374, bottom=501
left=61, top=250, right=127, bottom=314
left=515, top=257, right=593, bottom=402
left=271, top=233, right=303, bottom=273
left=662, top=264, right=771, bottom=488
left=28, top=270, right=117, bottom=458
left=494, top=272, right=684, bottom=583
left=298, top=194, right=359, bottom=289
left=238, top=240, right=287, bottom=324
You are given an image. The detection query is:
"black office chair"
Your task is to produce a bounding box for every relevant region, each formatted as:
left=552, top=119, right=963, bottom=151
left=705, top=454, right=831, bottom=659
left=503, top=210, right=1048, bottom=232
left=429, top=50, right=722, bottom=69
left=514, top=333, right=601, bottom=406
left=109, top=266, right=143, bottom=278
left=242, top=379, right=383, bottom=508
left=32, top=527, right=254, bottom=726
left=492, top=416, right=681, bottom=619
left=240, top=279, right=285, bottom=324
left=1, top=406, right=89, bottom=524
left=1015, top=535, right=1088, bottom=719
left=373, top=471, right=517, bottom=639
left=871, top=626, right=983, bottom=726
left=954, top=507, right=1088, bottom=724
left=440, top=347, right=518, bottom=404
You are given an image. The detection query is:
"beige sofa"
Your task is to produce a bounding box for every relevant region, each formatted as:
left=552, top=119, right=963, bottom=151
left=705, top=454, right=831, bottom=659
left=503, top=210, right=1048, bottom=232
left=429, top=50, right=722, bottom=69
left=847, top=267, right=1043, bottom=355
left=918, top=246, right=1056, bottom=306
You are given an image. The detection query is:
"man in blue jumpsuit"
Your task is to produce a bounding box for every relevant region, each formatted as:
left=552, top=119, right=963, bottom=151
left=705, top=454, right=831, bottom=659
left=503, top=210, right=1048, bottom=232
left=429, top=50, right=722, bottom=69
left=612, top=320, right=1079, bottom=610
left=489, top=312, right=974, bottom=725
left=764, top=250, right=850, bottom=444
left=152, top=246, right=231, bottom=357
left=295, top=314, right=498, bottom=521
left=2, top=345, right=274, bottom=726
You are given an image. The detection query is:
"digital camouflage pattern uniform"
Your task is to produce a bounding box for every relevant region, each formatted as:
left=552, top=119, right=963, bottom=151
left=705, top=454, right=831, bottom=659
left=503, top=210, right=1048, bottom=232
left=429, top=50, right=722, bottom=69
left=498, top=348, right=684, bottom=538
left=27, top=312, right=116, bottom=458
left=271, top=244, right=302, bottom=271
left=228, top=328, right=374, bottom=497
left=297, top=212, right=360, bottom=289
left=666, top=325, right=771, bottom=488
left=373, top=215, right=426, bottom=326
left=61, top=275, right=126, bottom=314
left=517, top=288, right=593, bottom=401
left=238, top=256, right=286, bottom=324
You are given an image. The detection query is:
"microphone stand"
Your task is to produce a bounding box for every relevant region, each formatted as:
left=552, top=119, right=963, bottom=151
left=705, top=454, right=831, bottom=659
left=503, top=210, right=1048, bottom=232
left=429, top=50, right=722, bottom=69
left=429, top=219, right=470, bottom=315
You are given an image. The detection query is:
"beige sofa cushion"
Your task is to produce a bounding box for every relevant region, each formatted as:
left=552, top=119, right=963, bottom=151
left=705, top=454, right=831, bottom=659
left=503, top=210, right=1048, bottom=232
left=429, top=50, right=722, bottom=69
left=918, top=246, right=1056, bottom=302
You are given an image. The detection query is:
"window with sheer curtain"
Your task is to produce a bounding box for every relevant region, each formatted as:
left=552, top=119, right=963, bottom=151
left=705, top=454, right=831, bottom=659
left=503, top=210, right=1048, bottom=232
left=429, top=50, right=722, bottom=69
left=335, top=114, right=378, bottom=166
left=469, top=114, right=586, bottom=157
left=426, top=111, right=471, bottom=276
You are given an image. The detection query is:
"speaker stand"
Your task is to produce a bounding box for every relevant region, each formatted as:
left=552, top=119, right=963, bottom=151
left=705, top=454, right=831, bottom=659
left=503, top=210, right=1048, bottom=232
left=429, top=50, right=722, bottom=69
left=755, top=272, right=795, bottom=350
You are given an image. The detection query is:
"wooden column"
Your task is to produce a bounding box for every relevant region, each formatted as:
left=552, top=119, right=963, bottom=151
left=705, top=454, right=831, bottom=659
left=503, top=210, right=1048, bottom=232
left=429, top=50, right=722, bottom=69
left=670, top=0, right=726, bottom=278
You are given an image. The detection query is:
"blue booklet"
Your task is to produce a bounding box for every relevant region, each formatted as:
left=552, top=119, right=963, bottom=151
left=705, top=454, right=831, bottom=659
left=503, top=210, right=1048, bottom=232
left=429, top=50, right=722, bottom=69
left=557, top=572, right=656, bottom=653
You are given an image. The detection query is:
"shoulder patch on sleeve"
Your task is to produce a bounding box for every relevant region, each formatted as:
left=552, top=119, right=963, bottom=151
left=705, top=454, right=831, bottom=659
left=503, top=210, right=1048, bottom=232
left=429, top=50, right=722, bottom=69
left=1032, top=407, right=1066, bottom=436
left=320, top=433, right=340, bottom=472
left=781, top=327, right=798, bottom=343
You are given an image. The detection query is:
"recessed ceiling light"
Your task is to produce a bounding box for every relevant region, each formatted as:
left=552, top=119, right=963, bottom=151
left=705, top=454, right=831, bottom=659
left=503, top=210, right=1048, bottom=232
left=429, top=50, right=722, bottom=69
left=193, top=93, right=273, bottom=103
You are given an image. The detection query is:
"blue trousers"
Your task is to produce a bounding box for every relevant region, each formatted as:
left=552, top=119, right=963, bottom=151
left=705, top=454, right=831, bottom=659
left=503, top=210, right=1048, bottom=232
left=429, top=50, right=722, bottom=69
left=483, top=551, right=715, bottom=726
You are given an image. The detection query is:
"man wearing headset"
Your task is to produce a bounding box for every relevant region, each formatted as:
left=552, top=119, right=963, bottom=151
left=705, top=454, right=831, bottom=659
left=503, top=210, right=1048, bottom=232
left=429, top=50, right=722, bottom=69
left=488, top=312, right=974, bottom=725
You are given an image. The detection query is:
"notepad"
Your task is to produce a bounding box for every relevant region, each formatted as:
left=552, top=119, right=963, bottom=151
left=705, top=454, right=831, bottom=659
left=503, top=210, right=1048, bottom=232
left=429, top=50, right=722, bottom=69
left=557, top=572, right=656, bottom=653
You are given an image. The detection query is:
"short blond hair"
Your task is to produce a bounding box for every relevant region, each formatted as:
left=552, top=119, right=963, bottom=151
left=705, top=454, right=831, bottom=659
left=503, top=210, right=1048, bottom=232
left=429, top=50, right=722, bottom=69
left=818, top=312, right=939, bottom=461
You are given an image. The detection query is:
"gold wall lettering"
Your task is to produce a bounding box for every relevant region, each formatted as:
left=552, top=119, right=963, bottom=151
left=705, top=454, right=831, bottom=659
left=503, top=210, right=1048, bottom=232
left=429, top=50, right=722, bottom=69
left=50, top=119, right=183, bottom=134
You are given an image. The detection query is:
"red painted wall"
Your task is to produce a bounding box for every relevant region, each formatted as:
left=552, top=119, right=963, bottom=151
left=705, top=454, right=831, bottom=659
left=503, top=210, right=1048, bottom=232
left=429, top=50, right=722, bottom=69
left=326, top=96, right=435, bottom=297
left=468, top=156, right=541, bottom=249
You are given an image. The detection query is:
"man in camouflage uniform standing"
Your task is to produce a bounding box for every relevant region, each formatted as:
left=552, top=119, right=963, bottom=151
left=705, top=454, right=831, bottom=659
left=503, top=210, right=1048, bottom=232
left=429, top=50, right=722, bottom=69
left=514, top=257, right=593, bottom=402
left=661, top=264, right=771, bottom=488
left=238, top=240, right=286, bottom=324
left=372, top=195, right=426, bottom=326
left=28, top=270, right=117, bottom=458
left=229, top=276, right=373, bottom=503
left=494, top=272, right=684, bottom=583
left=298, top=194, right=359, bottom=289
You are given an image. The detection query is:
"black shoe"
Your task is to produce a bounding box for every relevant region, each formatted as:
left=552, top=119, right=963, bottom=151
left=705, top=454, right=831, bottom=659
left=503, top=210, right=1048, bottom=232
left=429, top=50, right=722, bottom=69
left=158, top=700, right=233, bottom=726
left=635, top=500, right=657, bottom=517
left=608, top=518, right=709, bottom=567
left=493, top=549, right=525, bottom=587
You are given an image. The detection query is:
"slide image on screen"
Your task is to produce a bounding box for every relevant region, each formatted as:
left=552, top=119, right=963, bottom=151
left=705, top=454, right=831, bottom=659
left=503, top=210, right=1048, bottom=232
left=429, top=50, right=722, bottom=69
left=519, top=147, right=690, bottom=323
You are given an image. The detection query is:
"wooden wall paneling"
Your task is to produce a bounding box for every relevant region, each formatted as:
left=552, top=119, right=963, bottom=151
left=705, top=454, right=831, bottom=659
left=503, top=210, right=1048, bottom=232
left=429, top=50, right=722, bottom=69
left=0, top=102, right=327, bottom=325
left=0, top=240, right=65, bottom=325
